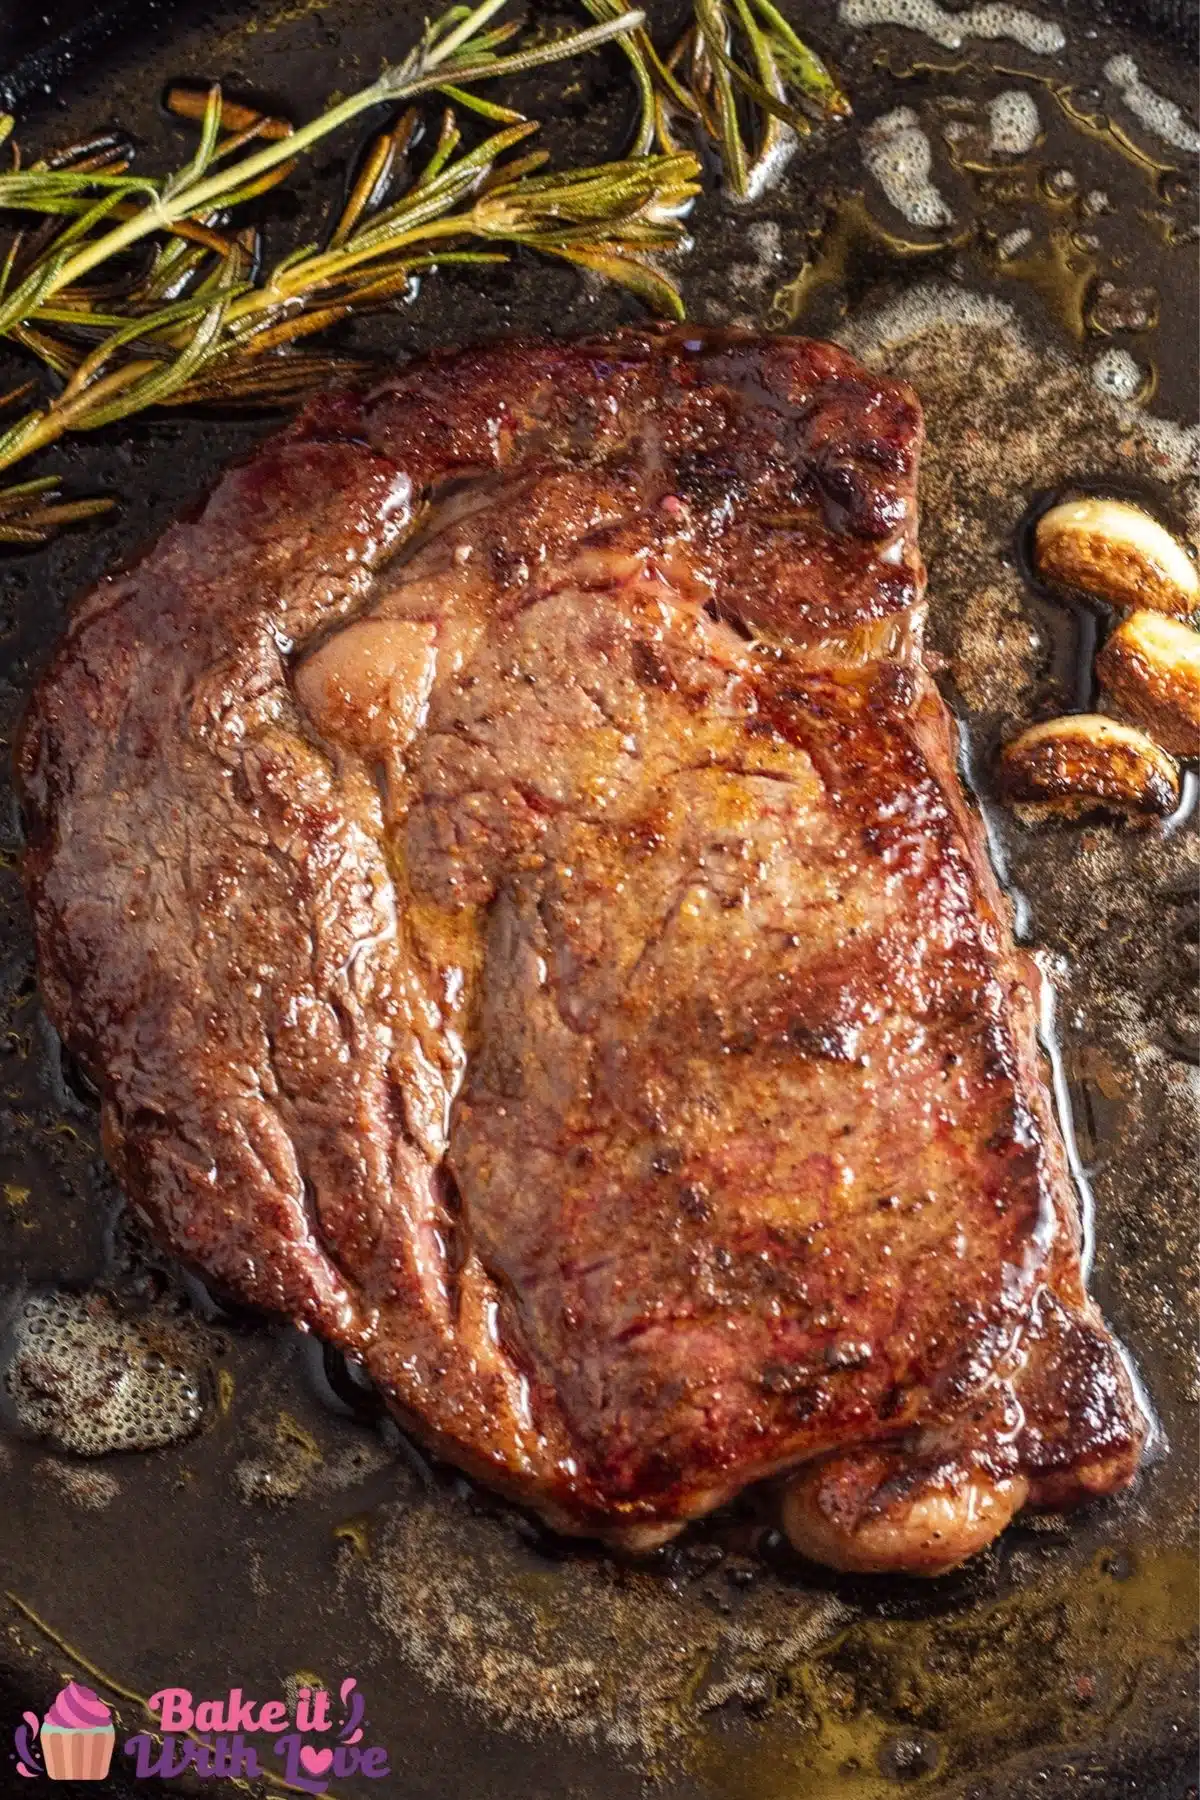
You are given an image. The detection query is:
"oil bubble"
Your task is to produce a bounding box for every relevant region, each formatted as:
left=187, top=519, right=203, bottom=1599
left=2, top=1289, right=210, bottom=1455
left=840, top=0, right=1065, bottom=55
left=1104, top=55, right=1200, bottom=155
left=862, top=108, right=955, bottom=229
left=877, top=1730, right=942, bottom=1780
left=988, top=91, right=1040, bottom=156
left=996, top=226, right=1034, bottom=260
left=1091, top=346, right=1146, bottom=402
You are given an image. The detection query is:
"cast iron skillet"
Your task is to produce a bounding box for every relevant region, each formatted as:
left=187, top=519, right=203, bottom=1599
left=0, top=4, right=1196, bottom=1798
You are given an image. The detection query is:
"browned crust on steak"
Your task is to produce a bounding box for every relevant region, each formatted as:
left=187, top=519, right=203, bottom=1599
left=15, top=328, right=1146, bottom=1557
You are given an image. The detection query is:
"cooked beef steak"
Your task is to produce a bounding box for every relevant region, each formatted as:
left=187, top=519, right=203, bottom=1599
left=16, top=329, right=1146, bottom=1572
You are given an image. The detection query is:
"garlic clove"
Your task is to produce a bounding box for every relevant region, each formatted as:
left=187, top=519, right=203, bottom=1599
left=1035, top=497, right=1199, bottom=618
left=998, top=712, right=1181, bottom=822
left=1097, top=610, right=1200, bottom=758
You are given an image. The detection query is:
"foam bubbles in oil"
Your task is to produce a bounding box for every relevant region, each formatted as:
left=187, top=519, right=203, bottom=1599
left=1104, top=55, right=1200, bottom=155
left=2, top=1289, right=208, bottom=1455
left=1091, top=344, right=1147, bottom=401
left=862, top=107, right=954, bottom=228
left=839, top=0, right=1065, bottom=55
left=988, top=89, right=1041, bottom=156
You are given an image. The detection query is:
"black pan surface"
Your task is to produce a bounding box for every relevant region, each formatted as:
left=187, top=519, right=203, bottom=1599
left=0, top=3, right=1196, bottom=1797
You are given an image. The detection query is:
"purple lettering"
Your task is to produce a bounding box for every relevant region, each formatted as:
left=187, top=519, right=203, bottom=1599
left=123, top=1734, right=164, bottom=1777
left=325, top=1744, right=389, bottom=1778
left=274, top=1735, right=334, bottom=1793
left=218, top=1735, right=262, bottom=1779
left=140, top=1735, right=200, bottom=1779
left=174, top=1738, right=201, bottom=1776
left=191, top=1739, right=217, bottom=1777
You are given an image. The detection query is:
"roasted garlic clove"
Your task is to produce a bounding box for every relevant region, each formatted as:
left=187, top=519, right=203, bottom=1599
left=998, top=713, right=1181, bottom=822
left=1035, top=497, right=1199, bottom=618
left=1097, top=610, right=1200, bottom=757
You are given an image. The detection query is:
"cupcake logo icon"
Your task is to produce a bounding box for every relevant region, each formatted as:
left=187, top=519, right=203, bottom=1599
left=14, top=1682, right=115, bottom=1781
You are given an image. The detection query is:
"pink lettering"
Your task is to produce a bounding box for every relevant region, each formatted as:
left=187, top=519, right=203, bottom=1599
left=148, top=1688, right=194, bottom=1731
left=222, top=1689, right=258, bottom=1733
left=296, top=1687, right=332, bottom=1733
left=193, top=1700, right=224, bottom=1732
left=257, top=1701, right=288, bottom=1733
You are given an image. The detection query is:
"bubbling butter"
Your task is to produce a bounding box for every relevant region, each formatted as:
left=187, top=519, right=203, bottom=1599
left=862, top=107, right=954, bottom=229
left=989, top=90, right=1041, bottom=156
left=1104, top=55, right=1200, bottom=155
left=3, top=1289, right=208, bottom=1455
left=1091, top=346, right=1146, bottom=402
left=996, top=225, right=1034, bottom=260
left=839, top=0, right=1065, bottom=55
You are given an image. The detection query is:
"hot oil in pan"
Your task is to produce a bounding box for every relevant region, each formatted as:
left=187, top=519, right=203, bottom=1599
left=0, top=303, right=1195, bottom=1800
left=0, top=1287, right=209, bottom=1455
left=768, top=43, right=1197, bottom=410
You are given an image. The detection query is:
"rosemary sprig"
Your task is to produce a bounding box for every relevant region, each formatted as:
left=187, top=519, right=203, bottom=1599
left=582, top=0, right=703, bottom=157
left=0, top=473, right=114, bottom=544
left=694, top=0, right=848, bottom=198
left=0, top=0, right=646, bottom=337
left=0, top=107, right=697, bottom=537
left=0, top=0, right=845, bottom=544
left=589, top=0, right=848, bottom=199
left=0, top=0, right=707, bottom=542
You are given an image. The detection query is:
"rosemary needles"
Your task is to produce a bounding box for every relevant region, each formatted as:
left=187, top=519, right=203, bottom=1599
left=0, top=0, right=847, bottom=542
left=585, top=0, right=848, bottom=199
left=0, top=0, right=703, bottom=541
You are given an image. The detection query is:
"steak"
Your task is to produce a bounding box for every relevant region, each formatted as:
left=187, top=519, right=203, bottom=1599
left=16, top=329, right=1146, bottom=1573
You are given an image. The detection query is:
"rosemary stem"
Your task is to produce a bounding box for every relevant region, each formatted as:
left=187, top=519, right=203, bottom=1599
left=0, top=0, right=708, bottom=539
left=4, top=82, right=400, bottom=322
left=0, top=7, right=645, bottom=342
left=0, top=360, right=157, bottom=473
left=394, top=14, right=646, bottom=100
left=423, top=0, right=512, bottom=66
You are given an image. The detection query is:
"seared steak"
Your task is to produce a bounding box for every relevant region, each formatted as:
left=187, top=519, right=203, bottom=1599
left=16, top=329, right=1145, bottom=1572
